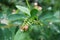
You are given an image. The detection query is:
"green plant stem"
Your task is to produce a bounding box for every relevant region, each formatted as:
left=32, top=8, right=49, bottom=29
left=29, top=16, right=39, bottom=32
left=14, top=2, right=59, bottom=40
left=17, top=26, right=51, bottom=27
left=26, top=0, right=30, bottom=9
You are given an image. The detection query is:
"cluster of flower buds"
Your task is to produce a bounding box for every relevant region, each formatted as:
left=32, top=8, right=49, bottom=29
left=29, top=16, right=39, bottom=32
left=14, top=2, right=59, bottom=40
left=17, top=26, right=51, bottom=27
left=20, top=24, right=29, bottom=32
left=34, top=2, right=42, bottom=11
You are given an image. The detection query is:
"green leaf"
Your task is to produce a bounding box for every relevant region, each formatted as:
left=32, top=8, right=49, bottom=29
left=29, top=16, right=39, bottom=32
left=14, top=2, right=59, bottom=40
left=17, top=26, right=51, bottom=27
left=0, top=29, right=4, bottom=40
left=0, top=12, right=3, bottom=19
left=14, top=30, right=32, bottom=40
left=0, top=23, right=7, bottom=27
left=54, top=10, right=60, bottom=19
left=7, top=14, right=27, bottom=21
left=10, top=20, right=23, bottom=25
left=49, top=24, right=60, bottom=33
left=0, top=28, right=12, bottom=40
left=40, top=13, right=53, bottom=20
left=39, top=12, right=60, bottom=23
left=30, top=9, right=38, bottom=16
left=29, top=24, right=42, bottom=40
left=16, top=5, right=30, bottom=15
left=45, top=16, right=60, bottom=23
left=29, top=24, right=39, bottom=31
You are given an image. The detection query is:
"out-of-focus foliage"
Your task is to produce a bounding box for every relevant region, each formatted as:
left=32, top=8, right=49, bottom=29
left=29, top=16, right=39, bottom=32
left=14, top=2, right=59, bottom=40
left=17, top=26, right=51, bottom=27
left=0, top=0, right=60, bottom=40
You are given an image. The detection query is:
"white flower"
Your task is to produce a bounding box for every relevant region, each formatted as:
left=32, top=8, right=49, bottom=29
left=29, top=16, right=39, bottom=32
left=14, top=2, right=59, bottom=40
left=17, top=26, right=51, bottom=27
left=12, top=9, right=16, bottom=14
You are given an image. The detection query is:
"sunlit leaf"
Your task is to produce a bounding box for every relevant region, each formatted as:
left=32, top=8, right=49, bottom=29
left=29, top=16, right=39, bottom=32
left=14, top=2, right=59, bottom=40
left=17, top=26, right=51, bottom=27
left=16, top=5, right=30, bottom=15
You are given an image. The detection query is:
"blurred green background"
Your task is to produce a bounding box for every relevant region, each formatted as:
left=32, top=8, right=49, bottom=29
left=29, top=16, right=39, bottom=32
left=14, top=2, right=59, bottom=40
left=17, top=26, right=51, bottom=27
left=0, top=0, right=60, bottom=40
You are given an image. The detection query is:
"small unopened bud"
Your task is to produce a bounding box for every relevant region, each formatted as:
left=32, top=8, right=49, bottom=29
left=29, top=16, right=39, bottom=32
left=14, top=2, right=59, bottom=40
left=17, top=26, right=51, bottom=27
left=20, top=24, right=29, bottom=31
left=12, top=9, right=16, bottom=14
left=34, top=6, right=42, bottom=11
left=34, top=2, right=38, bottom=6
left=38, top=6, right=42, bottom=10
left=23, top=25, right=28, bottom=31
